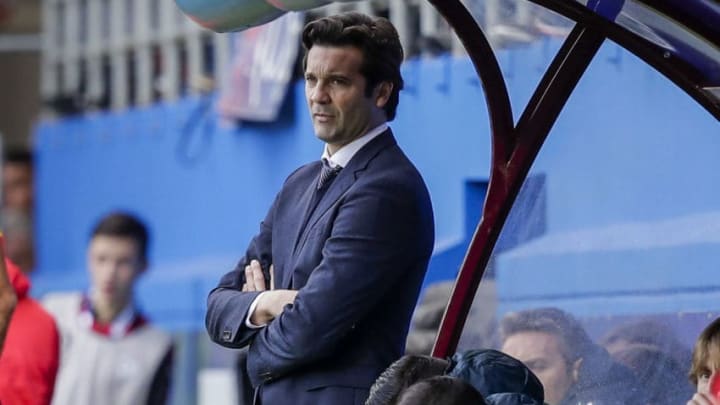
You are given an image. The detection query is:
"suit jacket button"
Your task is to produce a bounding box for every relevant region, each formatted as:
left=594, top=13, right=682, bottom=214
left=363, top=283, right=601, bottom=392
left=222, top=330, right=232, bottom=342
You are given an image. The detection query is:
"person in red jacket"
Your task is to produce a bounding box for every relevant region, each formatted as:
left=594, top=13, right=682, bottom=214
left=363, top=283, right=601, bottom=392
left=0, top=237, right=60, bottom=405
left=0, top=244, right=15, bottom=354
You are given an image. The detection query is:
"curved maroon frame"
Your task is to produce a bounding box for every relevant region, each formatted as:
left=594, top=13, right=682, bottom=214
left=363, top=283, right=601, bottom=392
left=429, top=0, right=720, bottom=358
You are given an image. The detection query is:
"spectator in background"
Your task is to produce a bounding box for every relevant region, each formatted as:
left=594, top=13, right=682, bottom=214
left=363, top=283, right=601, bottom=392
left=611, top=343, right=692, bottom=405
left=367, top=349, right=545, bottom=405
left=0, top=238, right=60, bottom=405
left=43, top=212, right=173, bottom=405
left=0, top=235, right=17, bottom=354
left=2, top=147, right=33, bottom=213
left=2, top=147, right=35, bottom=272
left=687, top=317, right=720, bottom=405
left=396, top=376, right=486, bottom=405
left=601, top=318, right=692, bottom=368
left=500, top=307, right=647, bottom=405
left=405, top=281, right=453, bottom=355
left=406, top=280, right=498, bottom=356
left=1, top=206, right=34, bottom=273
left=366, top=354, right=450, bottom=405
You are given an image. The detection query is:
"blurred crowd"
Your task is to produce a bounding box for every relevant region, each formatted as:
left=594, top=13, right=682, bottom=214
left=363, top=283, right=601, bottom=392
left=402, top=284, right=716, bottom=405
left=0, top=148, right=172, bottom=404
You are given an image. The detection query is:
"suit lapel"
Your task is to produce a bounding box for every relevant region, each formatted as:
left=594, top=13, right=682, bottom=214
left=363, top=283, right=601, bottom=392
left=291, top=130, right=397, bottom=265
left=282, top=161, right=323, bottom=289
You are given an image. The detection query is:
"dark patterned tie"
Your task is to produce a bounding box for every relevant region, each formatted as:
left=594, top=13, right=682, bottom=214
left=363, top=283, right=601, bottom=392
left=317, top=158, right=342, bottom=190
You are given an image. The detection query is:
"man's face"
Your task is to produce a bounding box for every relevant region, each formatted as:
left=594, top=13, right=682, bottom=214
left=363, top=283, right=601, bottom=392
left=87, top=235, right=145, bottom=308
left=502, top=331, right=576, bottom=405
left=304, top=45, right=389, bottom=155
left=2, top=163, right=33, bottom=212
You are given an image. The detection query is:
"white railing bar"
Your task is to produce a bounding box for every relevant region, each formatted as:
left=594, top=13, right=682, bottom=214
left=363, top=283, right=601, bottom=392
left=159, top=0, right=180, bottom=101
left=186, top=29, right=204, bottom=95
left=0, top=34, right=43, bottom=52
left=388, top=0, right=411, bottom=59
left=40, top=0, right=58, bottom=101
left=85, top=0, right=103, bottom=104
left=110, top=0, right=128, bottom=108
left=135, top=0, right=153, bottom=105
left=213, top=33, right=230, bottom=90
left=62, top=0, right=80, bottom=94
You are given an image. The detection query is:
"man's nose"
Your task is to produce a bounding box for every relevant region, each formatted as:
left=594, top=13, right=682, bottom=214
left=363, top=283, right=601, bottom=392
left=310, top=85, right=330, bottom=104
left=103, top=262, right=121, bottom=278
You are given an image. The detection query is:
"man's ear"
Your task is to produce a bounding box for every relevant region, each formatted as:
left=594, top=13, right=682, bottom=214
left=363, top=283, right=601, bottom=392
left=374, top=82, right=393, bottom=108
left=571, top=358, right=583, bottom=383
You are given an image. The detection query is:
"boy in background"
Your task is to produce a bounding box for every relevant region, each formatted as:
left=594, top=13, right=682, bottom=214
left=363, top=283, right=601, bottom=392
left=44, top=212, right=173, bottom=405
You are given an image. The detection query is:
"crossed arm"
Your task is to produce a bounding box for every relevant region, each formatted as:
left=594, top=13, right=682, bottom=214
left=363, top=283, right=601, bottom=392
left=241, top=260, right=297, bottom=326
left=206, top=181, right=428, bottom=384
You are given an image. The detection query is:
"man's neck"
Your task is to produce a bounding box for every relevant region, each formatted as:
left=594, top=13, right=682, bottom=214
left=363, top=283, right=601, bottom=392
left=323, top=122, right=388, bottom=164
left=92, top=296, right=130, bottom=324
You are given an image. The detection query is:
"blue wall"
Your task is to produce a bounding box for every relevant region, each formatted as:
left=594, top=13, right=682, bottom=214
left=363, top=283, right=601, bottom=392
left=32, top=38, right=720, bottom=329
left=492, top=40, right=720, bottom=318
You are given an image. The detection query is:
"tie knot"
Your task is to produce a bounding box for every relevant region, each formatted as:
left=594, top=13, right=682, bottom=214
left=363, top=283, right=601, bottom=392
left=317, top=159, right=341, bottom=190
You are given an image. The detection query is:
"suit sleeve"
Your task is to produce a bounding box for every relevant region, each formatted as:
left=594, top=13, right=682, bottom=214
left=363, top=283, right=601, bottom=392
left=205, top=193, right=278, bottom=348
left=246, top=183, right=428, bottom=382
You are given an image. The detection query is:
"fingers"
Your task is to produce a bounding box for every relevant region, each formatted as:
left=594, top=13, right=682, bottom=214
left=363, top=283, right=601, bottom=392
left=251, top=260, right=266, bottom=291
left=244, top=265, right=253, bottom=291
left=243, top=260, right=267, bottom=292
left=269, top=265, right=275, bottom=290
left=688, top=393, right=719, bottom=405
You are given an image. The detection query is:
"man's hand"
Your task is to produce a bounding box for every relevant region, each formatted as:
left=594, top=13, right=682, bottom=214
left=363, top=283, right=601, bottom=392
left=242, top=260, right=271, bottom=291
left=250, top=289, right=299, bottom=325
left=241, top=260, right=298, bottom=325
left=688, top=393, right=720, bottom=405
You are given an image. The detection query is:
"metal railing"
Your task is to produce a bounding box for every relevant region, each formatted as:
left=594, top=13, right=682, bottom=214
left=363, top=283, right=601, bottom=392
left=41, top=0, right=566, bottom=113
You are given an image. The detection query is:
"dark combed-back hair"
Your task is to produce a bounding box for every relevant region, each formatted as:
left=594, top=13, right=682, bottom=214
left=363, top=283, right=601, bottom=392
left=366, top=355, right=450, bottom=405
left=500, top=307, right=595, bottom=366
left=301, top=12, right=404, bottom=121
left=397, top=376, right=487, bottom=405
left=689, top=317, right=720, bottom=385
left=90, top=212, right=149, bottom=263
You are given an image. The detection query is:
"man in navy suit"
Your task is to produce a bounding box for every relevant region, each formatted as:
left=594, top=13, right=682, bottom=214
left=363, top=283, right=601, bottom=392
left=206, top=12, right=435, bottom=404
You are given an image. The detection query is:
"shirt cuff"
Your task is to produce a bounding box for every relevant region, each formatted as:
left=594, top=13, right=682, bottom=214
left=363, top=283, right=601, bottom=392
left=245, top=292, right=267, bottom=329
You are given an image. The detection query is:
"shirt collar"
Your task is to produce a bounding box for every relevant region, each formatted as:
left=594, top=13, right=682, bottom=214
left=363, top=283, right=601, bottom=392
left=321, top=123, right=388, bottom=168
left=80, top=294, right=141, bottom=339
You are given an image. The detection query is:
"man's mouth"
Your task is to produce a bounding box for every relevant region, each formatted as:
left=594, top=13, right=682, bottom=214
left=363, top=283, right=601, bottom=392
left=314, top=113, right=333, bottom=123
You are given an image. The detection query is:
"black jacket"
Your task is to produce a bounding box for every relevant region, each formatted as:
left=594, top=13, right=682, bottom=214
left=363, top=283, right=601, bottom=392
left=448, top=349, right=545, bottom=405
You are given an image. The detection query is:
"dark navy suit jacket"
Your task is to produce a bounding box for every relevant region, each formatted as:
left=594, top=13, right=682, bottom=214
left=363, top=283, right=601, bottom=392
left=206, top=130, right=434, bottom=404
